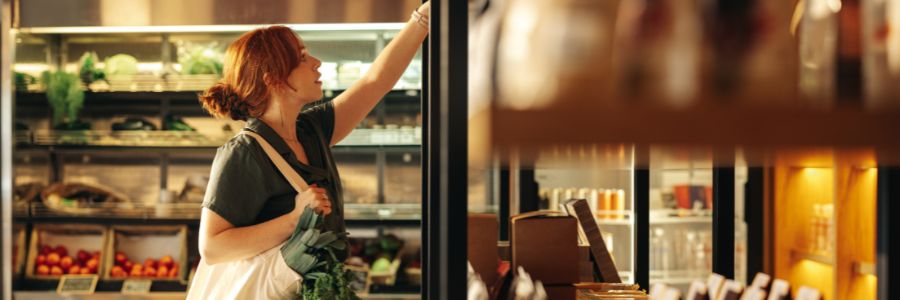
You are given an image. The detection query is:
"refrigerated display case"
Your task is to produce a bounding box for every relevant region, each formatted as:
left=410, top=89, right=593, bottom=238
left=8, top=12, right=423, bottom=299
left=534, top=145, right=635, bottom=284
left=646, top=147, right=748, bottom=294
left=648, top=148, right=713, bottom=291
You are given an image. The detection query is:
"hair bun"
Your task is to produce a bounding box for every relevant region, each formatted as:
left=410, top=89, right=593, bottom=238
left=199, top=83, right=250, bottom=121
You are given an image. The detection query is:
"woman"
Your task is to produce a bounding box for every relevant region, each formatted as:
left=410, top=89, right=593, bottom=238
left=193, top=0, right=429, bottom=289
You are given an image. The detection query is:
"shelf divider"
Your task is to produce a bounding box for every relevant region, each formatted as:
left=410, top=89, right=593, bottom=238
left=791, top=249, right=835, bottom=265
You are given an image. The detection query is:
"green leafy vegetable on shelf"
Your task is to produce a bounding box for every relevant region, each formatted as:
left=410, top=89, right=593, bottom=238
left=41, top=70, right=85, bottom=127
left=105, top=54, right=139, bottom=76
left=282, top=207, right=359, bottom=300
left=14, top=72, right=36, bottom=91
left=78, top=51, right=106, bottom=85
left=164, top=115, right=196, bottom=131
left=178, top=43, right=224, bottom=75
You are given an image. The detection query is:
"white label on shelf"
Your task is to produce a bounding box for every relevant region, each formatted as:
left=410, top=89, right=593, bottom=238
left=57, top=275, right=98, bottom=295
left=122, top=279, right=153, bottom=295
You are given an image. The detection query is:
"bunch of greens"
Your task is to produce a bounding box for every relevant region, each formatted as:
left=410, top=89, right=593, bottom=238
left=178, top=43, right=224, bottom=75
left=14, top=72, right=36, bottom=91
left=41, top=70, right=85, bottom=127
left=78, top=51, right=106, bottom=85
left=282, top=207, right=359, bottom=300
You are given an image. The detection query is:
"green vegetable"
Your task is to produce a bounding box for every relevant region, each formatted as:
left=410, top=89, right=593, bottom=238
left=282, top=207, right=359, bottom=300
left=78, top=51, right=106, bottom=85
left=41, top=71, right=84, bottom=126
left=178, top=43, right=223, bottom=75
left=371, top=257, right=391, bottom=273
left=14, top=72, right=36, bottom=91
left=105, top=54, right=139, bottom=75
left=164, top=115, right=196, bottom=131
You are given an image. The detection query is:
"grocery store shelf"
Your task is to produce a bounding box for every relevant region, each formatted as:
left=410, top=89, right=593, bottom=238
left=16, top=89, right=419, bottom=103
left=18, top=202, right=421, bottom=227
left=595, top=211, right=633, bottom=226
left=791, top=249, right=835, bottom=265
left=15, top=291, right=419, bottom=300
left=14, top=291, right=186, bottom=300
left=854, top=261, right=876, bottom=276
left=15, top=130, right=421, bottom=153
left=596, top=218, right=633, bottom=226
left=649, top=270, right=709, bottom=285
left=650, top=216, right=712, bottom=225
left=16, top=278, right=188, bottom=293
left=18, top=23, right=408, bottom=34
left=471, top=105, right=900, bottom=165
left=649, top=210, right=712, bottom=225
left=360, top=293, right=421, bottom=299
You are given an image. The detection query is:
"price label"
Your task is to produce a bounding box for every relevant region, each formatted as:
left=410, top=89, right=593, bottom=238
left=56, top=275, right=98, bottom=295
left=122, top=279, right=153, bottom=295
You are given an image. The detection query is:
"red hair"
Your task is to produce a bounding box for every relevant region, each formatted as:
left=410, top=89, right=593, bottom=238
left=199, top=25, right=304, bottom=120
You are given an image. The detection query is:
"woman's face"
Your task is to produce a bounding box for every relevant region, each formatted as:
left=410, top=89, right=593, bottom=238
left=281, top=43, right=323, bottom=104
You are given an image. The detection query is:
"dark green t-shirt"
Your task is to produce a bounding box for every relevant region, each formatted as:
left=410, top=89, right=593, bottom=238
left=202, top=102, right=347, bottom=258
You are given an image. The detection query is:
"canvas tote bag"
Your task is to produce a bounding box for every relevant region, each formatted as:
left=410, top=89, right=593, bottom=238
left=187, top=130, right=310, bottom=300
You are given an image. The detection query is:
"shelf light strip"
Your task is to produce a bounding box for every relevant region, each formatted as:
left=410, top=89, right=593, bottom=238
left=16, top=23, right=406, bottom=34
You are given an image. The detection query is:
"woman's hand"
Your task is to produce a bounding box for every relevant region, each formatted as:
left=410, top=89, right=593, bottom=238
left=294, top=184, right=332, bottom=216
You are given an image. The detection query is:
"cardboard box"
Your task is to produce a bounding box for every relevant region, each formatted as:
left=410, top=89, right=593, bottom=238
left=104, top=225, right=188, bottom=282
left=511, top=211, right=579, bottom=285
left=26, top=224, right=109, bottom=280
left=544, top=284, right=576, bottom=300
left=468, top=214, right=500, bottom=286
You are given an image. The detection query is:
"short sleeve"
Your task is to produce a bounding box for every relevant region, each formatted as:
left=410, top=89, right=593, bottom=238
left=201, top=139, right=271, bottom=227
left=300, top=101, right=336, bottom=145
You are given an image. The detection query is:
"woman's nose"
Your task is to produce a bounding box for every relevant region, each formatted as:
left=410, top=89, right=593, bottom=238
left=312, top=56, right=322, bottom=69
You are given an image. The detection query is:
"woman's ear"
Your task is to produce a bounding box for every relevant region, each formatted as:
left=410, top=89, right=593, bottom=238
left=263, top=73, right=287, bottom=96
left=262, top=73, right=276, bottom=88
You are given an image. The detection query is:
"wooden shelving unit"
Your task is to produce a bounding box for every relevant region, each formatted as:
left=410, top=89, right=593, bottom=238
left=773, top=150, right=879, bottom=300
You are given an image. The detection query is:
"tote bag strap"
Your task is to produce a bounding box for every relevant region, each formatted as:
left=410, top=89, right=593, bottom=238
left=241, top=130, right=309, bottom=193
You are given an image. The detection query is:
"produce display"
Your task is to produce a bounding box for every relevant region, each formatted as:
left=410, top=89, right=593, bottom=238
left=108, top=252, right=179, bottom=279
left=78, top=51, right=106, bottom=86
left=14, top=72, right=37, bottom=91
left=111, top=117, right=158, bottom=131
left=33, top=245, right=100, bottom=276
left=41, top=70, right=86, bottom=129
left=163, top=115, right=196, bottom=131
left=177, top=42, right=224, bottom=75
left=104, top=54, right=139, bottom=76
left=14, top=182, right=44, bottom=205
left=40, top=182, right=129, bottom=213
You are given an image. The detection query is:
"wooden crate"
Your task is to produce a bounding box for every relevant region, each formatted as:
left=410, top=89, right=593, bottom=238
left=25, top=224, right=109, bottom=280
left=103, top=225, right=188, bottom=283
left=14, top=225, right=26, bottom=276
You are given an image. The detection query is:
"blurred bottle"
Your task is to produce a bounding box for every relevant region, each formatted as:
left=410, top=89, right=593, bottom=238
left=822, top=203, right=834, bottom=252
left=612, top=0, right=702, bottom=108
left=496, top=0, right=621, bottom=110
left=862, top=0, right=900, bottom=109
left=685, top=231, right=697, bottom=274
left=797, top=0, right=841, bottom=107
left=701, top=0, right=799, bottom=106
